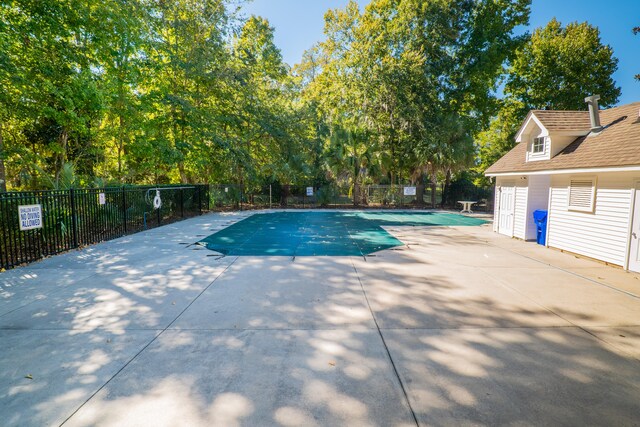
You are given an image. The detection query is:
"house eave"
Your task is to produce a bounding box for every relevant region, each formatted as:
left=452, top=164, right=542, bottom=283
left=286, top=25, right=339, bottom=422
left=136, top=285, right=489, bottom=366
left=486, top=164, right=640, bottom=177
left=515, top=113, right=546, bottom=142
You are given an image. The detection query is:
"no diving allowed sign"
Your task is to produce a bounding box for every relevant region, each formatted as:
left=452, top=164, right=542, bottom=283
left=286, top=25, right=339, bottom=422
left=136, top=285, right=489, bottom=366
left=19, top=204, right=43, bottom=231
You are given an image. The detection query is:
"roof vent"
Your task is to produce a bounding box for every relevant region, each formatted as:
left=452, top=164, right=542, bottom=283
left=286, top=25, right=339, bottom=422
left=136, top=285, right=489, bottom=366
left=584, top=94, right=603, bottom=132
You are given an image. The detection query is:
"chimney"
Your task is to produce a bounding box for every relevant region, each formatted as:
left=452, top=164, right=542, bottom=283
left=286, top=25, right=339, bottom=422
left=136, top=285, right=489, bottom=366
left=584, top=94, right=602, bottom=132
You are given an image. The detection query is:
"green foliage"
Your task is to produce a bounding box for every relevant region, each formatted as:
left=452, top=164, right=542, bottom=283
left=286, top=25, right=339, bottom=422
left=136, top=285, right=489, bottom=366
left=475, top=19, right=621, bottom=179
left=34, top=162, right=78, bottom=190
left=1, top=2, right=623, bottom=196
left=315, top=185, right=338, bottom=207
left=473, top=99, right=525, bottom=185
left=443, top=172, right=492, bottom=207
left=300, top=0, right=531, bottom=194
left=0, top=1, right=316, bottom=191
left=210, top=186, right=241, bottom=208
left=506, top=18, right=620, bottom=110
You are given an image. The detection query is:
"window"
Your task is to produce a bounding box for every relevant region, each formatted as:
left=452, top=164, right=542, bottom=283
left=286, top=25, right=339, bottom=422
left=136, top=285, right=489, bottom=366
left=568, top=177, right=596, bottom=212
left=532, top=136, right=545, bottom=154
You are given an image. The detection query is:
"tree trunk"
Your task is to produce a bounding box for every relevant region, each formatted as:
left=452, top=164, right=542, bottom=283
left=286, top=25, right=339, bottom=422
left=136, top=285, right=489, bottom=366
left=280, top=183, right=290, bottom=207
left=179, top=117, right=189, bottom=183
left=0, top=124, right=7, bottom=192
left=117, top=114, right=127, bottom=178
left=441, top=169, right=452, bottom=208
left=430, top=171, right=437, bottom=208
left=178, top=162, right=188, bottom=183
left=58, top=128, right=69, bottom=179
left=415, top=173, right=426, bottom=206
left=353, top=182, right=360, bottom=206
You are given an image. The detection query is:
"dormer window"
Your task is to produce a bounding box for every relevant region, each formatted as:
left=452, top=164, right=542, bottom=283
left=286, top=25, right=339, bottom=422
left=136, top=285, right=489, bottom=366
left=532, top=137, right=545, bottom=153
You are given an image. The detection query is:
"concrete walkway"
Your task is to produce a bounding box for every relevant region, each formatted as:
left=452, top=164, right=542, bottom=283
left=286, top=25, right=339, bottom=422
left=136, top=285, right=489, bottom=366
left=1, top=211, right=640, bottom=426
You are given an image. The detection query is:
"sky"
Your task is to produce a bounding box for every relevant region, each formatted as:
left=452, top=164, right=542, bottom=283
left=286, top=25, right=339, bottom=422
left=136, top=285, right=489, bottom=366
left=241, top=0, right=640, bottom=106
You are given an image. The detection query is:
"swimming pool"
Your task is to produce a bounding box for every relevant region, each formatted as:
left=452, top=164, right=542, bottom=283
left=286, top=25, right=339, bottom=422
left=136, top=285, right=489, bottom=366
left=199, top=211, right=486, bottom=256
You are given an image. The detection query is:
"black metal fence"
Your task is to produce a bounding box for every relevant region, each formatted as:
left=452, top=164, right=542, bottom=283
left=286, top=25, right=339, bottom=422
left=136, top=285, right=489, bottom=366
left=1, top=181, right=490, bottom=269
left=0, top=184, right=208, bottom=270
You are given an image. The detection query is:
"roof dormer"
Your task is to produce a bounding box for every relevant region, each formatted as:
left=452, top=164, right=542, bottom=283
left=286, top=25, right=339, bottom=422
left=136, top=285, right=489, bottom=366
left=516, top=112, right=550, bottom=162
left=515, top=110, right=591, bottom=163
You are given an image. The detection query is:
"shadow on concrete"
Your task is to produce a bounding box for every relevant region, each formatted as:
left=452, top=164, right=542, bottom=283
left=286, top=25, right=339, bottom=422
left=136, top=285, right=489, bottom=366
left=1, top=214, right=640, bottom=426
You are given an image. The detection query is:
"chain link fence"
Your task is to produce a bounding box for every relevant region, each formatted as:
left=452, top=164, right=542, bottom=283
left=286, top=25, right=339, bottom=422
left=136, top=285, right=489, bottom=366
left=207, top=184, right=454, bottom=210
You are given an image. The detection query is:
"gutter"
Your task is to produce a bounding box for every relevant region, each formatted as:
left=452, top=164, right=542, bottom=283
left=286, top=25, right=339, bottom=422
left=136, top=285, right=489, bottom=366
left=486, top=164, right=640, bottom=177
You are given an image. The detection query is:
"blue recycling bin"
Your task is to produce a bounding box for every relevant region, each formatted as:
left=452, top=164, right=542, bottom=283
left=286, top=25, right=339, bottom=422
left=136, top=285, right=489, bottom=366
left=533, top=210, right=548, bottom=245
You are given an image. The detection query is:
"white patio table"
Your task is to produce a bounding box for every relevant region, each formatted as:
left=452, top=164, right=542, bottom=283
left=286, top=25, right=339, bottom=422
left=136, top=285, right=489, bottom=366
left=457, top=200, right=477, bottom=214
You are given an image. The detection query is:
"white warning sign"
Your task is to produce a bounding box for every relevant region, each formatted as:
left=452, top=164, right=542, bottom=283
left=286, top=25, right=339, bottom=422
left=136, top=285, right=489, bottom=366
left=306, top=187, right=314, bottom=196
left=403, top=186, right=416, bottom=196
left=18, top=204, right=43, bottom=231
left=98, top=192, right=106, bottom=205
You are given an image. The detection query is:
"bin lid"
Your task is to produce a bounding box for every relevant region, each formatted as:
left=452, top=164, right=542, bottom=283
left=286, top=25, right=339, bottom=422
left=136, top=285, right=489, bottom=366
left=533, top=209, right=547, bottom=221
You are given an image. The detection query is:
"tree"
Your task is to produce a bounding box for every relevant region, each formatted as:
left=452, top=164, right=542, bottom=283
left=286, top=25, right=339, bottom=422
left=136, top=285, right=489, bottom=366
left=473, top=99, right=525, bottom=185
left=96, top=0, right=151, bottom=181
left=302, top=0, right=530, bottom=204
left=0, top=4, right=16, bottom=192
left=476, top=19, right=621, bottom=180
left=506, top=18, right=620, bottom=110
left=231, top=15, right=314, bottom=202
left=143, top=0, right=233, bottom=184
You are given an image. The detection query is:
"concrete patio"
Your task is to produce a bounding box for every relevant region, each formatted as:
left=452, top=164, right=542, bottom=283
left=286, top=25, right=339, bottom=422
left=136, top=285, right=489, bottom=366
left=1, top=210, right=640, bottom=426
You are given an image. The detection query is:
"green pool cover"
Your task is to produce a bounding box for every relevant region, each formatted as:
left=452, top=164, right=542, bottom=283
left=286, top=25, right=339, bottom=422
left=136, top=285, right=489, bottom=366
left=199, top=211, right=485, bottom=256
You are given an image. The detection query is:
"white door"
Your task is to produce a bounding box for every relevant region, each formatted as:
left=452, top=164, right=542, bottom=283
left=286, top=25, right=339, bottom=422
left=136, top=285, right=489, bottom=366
left=629, top=184, right=640, bottom=273
left=498, top=183, right=515, bottom=237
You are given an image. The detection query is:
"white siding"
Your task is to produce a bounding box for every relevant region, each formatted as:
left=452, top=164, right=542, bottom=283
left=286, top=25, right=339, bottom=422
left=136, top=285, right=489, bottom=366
left=525, top=175, right=551, bottom=240
left=493, top=180, right=500, bottom=232
left=550, top=134, right=582, bottom=158
left=548, top=173, right=634, bottom=266
left=526, top=135, right=550, bottom=162
left=513, top=181, right=528, bottom=239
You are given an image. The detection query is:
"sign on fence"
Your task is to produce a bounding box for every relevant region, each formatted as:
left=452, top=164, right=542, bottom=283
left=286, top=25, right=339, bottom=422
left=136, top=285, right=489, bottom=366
left=18, top=204, right=43, bottom=231
left=3, top=185, right=207, bottom=270
left=403, top=186, right=416, bottom=196
left=306, top=187, right=314, bottom=196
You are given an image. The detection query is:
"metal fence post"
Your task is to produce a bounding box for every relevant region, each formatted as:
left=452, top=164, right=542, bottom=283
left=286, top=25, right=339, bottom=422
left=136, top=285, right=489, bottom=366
left=0, top=194, right=9, bottom=269
left=122, top=186, right=127, bottom=234
left=69, top=188, right=79, bottom=248
left=204, top=185, right=209, bottom=211
left=156, top=192, right=161, bottom=226
left=197, top=185, right=202, bottom=215
left=269, top=184, right=272, bottom=209
left=180, top=188, right=184, bottom=218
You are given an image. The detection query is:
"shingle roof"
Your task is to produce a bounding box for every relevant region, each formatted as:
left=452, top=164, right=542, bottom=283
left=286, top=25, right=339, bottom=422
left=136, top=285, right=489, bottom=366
left=486, top=102, right=640, bottom=175
left=529, top=110, right=592, bottom=132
